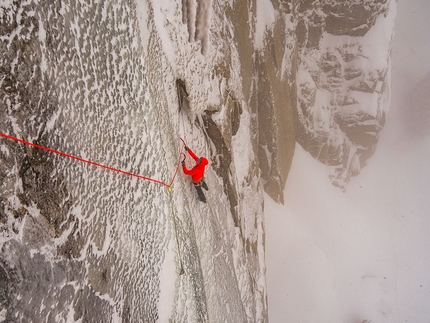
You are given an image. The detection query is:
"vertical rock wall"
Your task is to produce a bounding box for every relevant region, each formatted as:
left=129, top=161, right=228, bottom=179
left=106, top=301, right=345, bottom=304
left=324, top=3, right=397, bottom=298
left=229, top=0, right=297, bottom=204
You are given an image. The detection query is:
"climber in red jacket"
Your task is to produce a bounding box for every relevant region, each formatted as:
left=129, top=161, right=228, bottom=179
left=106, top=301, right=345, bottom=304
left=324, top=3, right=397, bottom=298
left=181, top=143, right=209, bottom=202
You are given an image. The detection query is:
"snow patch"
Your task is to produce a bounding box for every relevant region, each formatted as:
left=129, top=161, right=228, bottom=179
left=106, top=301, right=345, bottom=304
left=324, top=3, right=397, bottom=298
left=231, top=108, right=252, bottom=184
left=0, top=144, right=10, bottom=157
left=38, top=18, right=47, bottom=73
left=254, top=0, right=276, bottom=50
left=0, top=308, right=6, bottom=322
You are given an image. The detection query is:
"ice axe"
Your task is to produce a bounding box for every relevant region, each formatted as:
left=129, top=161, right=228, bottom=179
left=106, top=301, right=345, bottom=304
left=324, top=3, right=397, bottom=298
left=180, top=138, right=189, bottom=151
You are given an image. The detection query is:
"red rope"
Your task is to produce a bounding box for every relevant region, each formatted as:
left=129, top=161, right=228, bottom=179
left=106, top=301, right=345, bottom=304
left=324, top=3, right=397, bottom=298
left=0, top=132, right=182, bottom=188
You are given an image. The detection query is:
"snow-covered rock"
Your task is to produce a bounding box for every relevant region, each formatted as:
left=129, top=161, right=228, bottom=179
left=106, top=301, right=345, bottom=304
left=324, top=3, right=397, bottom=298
left=295, top=0, right=397, bottom=189
left=0, top=0, right=270, bottom=322
left=0, top=0, right=398, bottom=322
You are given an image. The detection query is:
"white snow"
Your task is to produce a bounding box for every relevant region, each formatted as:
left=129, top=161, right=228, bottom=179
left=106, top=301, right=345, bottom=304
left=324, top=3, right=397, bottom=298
left=38, top=18, right=48, bottom=73
left=0, top=1, right=13, bottom=9
left=0, top=144, right=9, bottom=157
left=0, top=308, right=6, bottom=322
left=231, top=107, right=252, bottom=184
left=254, top=0, right=276, bottom=50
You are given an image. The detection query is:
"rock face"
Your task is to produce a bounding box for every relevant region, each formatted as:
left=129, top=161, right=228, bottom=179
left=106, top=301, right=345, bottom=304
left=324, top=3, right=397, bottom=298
left=215, top=0, right=397, bottom=199
left=227, top=0, right=297, bottom=204
left=0, top=0, right=397, bottom=322
left=1, top=1, right=173, bottom=322
left=253, top=2, right=297, bottom=204
left=294, top=0, right=396, bottom=189
left=323, top=0, right=390, bottom=37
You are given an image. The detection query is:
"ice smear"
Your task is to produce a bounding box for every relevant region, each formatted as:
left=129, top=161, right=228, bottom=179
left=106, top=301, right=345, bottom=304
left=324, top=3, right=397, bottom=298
left=280, top=14, right=295, bottom=79
left=254, top=0, right=276, bottom=50
left=182, top=0, right=196, bottom=42
left=195, top=0, right=212, bottom=54
left=231, top=108, right=252, bottom=184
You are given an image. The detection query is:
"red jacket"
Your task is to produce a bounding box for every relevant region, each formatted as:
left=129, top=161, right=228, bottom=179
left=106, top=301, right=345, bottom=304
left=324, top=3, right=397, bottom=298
left=182, top=148, right=208, bottom=183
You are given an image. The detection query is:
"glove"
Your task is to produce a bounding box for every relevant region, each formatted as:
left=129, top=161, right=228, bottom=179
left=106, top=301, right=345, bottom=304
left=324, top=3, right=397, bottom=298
left=180, top=152, right=186, bottom=166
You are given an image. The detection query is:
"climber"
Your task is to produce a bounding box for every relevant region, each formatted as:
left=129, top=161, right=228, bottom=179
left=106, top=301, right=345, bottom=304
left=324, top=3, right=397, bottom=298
left=181, top=142, right=209, bottom=203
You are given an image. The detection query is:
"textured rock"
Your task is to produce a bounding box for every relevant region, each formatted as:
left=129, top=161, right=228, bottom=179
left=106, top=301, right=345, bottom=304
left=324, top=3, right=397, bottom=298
left=323, top=0, right=391, bottom=37
left=0, top=0, right=399, bottom=321
left=1, top=1, right=167, bottom=322
left=294, top=0, right=396, bottom=189
left=231, top=0, right=296, bottom=204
